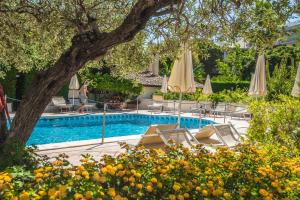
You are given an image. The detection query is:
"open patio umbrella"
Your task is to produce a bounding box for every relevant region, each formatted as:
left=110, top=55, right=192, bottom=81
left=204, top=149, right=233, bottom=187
left=148, top=54, right=160, bottom=76
left=248, top=55, right=267, bottom=97
left=202, top=75, right=213, bottom=95
left=161, top=75, right=168, bottom=93
left=168, top=43, right=196, bottom=126
left=68, top=74, right=80, bottom=105
left=291, top=63, right=300, bottom=97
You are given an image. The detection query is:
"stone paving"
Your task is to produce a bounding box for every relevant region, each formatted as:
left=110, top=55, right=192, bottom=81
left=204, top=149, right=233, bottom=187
left=37, top=110, right=250, bottom=165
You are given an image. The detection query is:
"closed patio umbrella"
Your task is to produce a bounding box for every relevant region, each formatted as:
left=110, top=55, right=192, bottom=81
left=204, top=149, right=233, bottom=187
left=68, top=74, right=80, bottom=105
left=248, top=55, right=267, bottom=97
left=161, top=75, right=168, bottom=93
left=202, top=75, right=213, bottom=95
left=168, top=43, right=196, bottom=126
left=148, top=54, right=160, bottom=76
left=291, top=63, right=300, bottom=97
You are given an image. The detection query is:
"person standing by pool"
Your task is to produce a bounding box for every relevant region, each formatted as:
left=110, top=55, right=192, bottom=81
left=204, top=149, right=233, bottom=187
left=77, top=81, right=89, bottom=113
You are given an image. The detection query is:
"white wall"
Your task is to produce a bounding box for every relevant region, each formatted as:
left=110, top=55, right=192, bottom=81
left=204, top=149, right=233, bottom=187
left=139, top=86, right=160, bottom=99
left=138, top=99, right=198, bottom=112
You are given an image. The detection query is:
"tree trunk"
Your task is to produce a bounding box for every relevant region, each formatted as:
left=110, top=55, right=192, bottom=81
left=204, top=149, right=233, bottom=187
left=2, top=0, right=179, bottom=146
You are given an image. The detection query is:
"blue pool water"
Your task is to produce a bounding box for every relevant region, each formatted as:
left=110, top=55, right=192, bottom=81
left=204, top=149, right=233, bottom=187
left=27, top=114, right=214, bottom=145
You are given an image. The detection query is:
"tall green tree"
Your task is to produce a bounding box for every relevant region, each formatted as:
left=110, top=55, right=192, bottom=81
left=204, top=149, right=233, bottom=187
left=0, top=0, right=295, bottom=155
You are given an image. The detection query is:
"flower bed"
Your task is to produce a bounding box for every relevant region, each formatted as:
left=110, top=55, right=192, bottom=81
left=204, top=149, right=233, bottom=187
left=0, top=144, right=300, bottom=200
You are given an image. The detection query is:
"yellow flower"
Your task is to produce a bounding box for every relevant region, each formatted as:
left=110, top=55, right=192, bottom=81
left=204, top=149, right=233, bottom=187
left=135, top=172, right=142, bottom=178
left=59, top=185, right=67, bottom=198
left=101, top=167, right=108, bottom=174
left=151, top=177, right=158, bottom=184
left=157, top=182, right=163, bottom=189
left=117, top=164, right=124, bottom=170
left=183, top=193, right=190, bottom=198
left=136, top=184, right=143, bottom=190
left=38, top=191, right=47, bottom=197
left=177, top=194, right=184, bottom=200
left=202, top=189, right=208, bottom=196
left=19, top=191, right=29, bottom=200
left=82, top=171, right=89, bottom=177
left=169, top=194, right=176, bottom=200
left=108, top=188, right=116, bottom=197
left=271, top=181, right=279, bottom=188
left=85, top=191, right=93, bottom=199
left=223, top=192, right=231, bottom=199
left=212, top=188, right=222, bottom=196
left=48, top=188, right=56, bottom=196
left=129, top=176, right=135, bottom=183
left=259, top=189, right=269, bottom=197
left=74, top=193, right=84, bottom=200
left=173, top=183, right=181, bottom=192
left=3, top=176, right=12, bottom=183
left=207, top=181, right=214, bottom=188
left=45, top=166, right=53, bottom=172
left=146, top=185, right=153, bottom=192
left=117, top=170, right=126, bottom=177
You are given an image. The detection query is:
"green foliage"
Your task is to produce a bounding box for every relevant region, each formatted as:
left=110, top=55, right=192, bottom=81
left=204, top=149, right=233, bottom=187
left=209, top=89, right=250, bottom=104
left=155, top=88, right=249, bottom=104
left=86, top=74, right=142, bottom=99
left=266, top=63, right=296, bottom=100
left=266, top=45, right=300, bottom=69
left=211, top=81, right=250, bottom=93
left=1, top=144, right=300, bottom=199
left=247, top=97, right=300, bottom=151
left=0, top=139, right=42, bottom=170
left=215, top=46, right=256, bottom=81
left=240, top=0, right=294, bottom=51
left=0, top=68, right=17, bottom=99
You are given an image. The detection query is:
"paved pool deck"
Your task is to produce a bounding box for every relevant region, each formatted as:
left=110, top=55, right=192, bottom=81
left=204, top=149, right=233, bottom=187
left=35, top=110, right=250, bottom=165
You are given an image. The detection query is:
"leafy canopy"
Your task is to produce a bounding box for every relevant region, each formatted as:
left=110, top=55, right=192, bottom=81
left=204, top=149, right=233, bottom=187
left=0, top=0, right=296, bottom=77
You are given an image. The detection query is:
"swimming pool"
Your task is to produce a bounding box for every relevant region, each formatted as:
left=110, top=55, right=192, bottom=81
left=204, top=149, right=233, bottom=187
left=27, top=114, right=214, bottom=145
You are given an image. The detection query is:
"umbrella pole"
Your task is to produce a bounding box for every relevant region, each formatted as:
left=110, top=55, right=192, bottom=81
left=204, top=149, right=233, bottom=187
left=102, top=103, right=106, bottom=144
left=72, top=90, right=75, bottom=105
left=177, top=92, right=182, bottom=127
left=199, top=108, right=202, bottom=131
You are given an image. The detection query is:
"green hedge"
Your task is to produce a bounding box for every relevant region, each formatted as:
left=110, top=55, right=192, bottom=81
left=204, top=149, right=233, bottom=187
left=0, top=69, right=17, bottom=99
left=1, top=70, right=69, bottom=101
left=211, top=81, right=250, bottom=92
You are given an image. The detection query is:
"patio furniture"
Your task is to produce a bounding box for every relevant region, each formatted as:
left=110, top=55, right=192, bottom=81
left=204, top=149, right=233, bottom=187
left=156, top=127, right=199, bottom=148
left=194, top=125, right=215, bottom=140
left=52, top=96, right=72, bottom=112
left=137, top=124, right=178, bottom=146
left=211, top=103, right=226, bottom=116
left=228, top=104, right=251, bottom=119
left=212, top=123, right=241, bottom=147
left=148, top=102, right=163, bottom=113
left=191, top=101, right=212, bottom=116
left=200, top=101, right=213, bottom=116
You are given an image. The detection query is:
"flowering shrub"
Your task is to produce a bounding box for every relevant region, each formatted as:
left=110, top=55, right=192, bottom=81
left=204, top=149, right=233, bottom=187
left=0, top=143, right=300, bottom=200
left=247, top=98, right=300, bottom=151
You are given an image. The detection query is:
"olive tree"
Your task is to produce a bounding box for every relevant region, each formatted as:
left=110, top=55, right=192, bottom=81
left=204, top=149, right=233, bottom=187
left=0, top=0, right=295, bottom=155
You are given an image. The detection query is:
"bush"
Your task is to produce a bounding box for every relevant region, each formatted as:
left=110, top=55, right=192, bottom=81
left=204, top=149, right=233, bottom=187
left=155, top=88, right=250, bottom=104
left=210, top=81, right=250, bottom=93
left=87, top=74, right=143, bottom=99
left=247, top=97, right=300, bottom=151
left=1, top=143, right=299, bottom=200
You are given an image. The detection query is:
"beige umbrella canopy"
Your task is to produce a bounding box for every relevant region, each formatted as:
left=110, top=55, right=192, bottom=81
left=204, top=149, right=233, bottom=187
left=68, top=74, right=80, bottom=105
left=248, top=55, right=267, bottom=97
left=161, top=75, right=168, bottom=93
left=148, top=54, right=160, bottom=76
left=168, top=43, right=196, bottom=126
left=291, top=63, right=300, bottom=97
left=202, top=75, right=213, bottom=95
